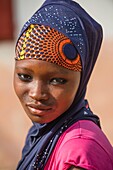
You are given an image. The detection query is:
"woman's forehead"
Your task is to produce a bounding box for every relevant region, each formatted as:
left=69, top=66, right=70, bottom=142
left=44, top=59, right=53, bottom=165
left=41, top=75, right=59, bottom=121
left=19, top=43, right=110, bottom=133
left=15, top=59, right=79, bottom=76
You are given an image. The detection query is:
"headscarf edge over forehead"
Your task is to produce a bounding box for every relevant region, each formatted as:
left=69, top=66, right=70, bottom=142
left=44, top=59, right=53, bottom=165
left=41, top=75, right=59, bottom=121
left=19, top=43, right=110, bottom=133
left=15, top=24, right=82, bottom=72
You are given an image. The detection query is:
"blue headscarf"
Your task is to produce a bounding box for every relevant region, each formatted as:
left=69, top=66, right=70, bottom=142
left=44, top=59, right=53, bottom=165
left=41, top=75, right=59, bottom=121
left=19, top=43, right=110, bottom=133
left=16, top=0, right=103, bottom=169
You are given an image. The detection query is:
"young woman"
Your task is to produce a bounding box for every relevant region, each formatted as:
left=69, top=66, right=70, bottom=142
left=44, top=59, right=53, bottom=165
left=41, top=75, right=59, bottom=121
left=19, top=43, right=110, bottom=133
left=14, top=0, right=113, bottom=169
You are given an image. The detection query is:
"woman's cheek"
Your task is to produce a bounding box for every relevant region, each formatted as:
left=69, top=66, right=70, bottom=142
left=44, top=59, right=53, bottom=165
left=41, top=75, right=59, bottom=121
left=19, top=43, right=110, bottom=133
left=14, top=80, right=26, bottom=99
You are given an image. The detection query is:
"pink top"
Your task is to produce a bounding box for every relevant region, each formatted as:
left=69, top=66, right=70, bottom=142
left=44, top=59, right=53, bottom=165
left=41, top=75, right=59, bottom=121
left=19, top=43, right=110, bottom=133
left=44, top=120, right=113, bottom=170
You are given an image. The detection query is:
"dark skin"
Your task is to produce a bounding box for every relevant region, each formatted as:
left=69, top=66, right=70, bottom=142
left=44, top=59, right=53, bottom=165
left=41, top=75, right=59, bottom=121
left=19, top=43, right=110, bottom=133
left=14, top=59, right=80, bottom=124
left=14, top=59, right=84, bottom=169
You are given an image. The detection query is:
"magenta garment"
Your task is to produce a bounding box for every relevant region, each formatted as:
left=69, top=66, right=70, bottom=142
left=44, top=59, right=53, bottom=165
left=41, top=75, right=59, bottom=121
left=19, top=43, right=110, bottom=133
left=44, top=120, right=113, bottom=170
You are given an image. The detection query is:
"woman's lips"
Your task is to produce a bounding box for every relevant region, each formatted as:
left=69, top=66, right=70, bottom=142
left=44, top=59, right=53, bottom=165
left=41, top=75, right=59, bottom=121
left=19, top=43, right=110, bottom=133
left=26, top=104, right=53, bottom=116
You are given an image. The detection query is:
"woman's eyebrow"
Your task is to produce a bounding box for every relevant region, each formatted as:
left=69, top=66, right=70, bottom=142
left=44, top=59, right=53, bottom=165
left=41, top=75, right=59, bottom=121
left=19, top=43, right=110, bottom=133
left=57, top=68, right=72, bottom=74
left=46, top=68, right=69, bottom=75
left=15, top=66, right=28, bottom=70
left=15, top=66, right=34, bottom=72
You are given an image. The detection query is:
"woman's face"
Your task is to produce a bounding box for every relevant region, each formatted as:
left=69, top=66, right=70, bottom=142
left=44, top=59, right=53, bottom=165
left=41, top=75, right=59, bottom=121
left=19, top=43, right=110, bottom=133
left=14, top=59, right=80, bottom=124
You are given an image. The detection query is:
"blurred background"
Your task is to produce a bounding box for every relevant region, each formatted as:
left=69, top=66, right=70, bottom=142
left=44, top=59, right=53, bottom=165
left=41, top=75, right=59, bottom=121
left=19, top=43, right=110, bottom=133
left=0, top=0, right=113, bottom=169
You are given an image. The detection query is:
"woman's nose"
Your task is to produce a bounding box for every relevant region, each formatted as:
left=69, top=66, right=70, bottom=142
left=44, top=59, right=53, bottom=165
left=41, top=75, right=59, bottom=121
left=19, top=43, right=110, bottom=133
left=29, top=80, right=49, bottom=101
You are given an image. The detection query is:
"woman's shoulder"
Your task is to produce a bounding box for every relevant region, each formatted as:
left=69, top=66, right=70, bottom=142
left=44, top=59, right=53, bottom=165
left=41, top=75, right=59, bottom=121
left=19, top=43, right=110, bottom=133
left=47, top=120, right=113, bottom=170
left=62, top=120, right=112, bottom=146
left=60, top=120, right=113, bottom=156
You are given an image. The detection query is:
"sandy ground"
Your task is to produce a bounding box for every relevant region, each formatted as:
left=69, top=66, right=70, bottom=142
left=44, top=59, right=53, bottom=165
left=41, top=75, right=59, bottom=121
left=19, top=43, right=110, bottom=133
left=0, top=39, right=113, bottom=169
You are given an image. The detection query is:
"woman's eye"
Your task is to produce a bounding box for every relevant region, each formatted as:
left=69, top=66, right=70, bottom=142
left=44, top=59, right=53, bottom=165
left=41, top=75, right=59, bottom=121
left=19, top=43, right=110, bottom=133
left=50, top=78, right=67, bottom=85
left=17, top=73, right=32, bottom=82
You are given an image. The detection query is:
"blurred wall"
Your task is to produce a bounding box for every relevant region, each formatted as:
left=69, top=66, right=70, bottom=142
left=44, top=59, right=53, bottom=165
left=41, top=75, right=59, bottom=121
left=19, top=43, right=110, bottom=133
left=0, top=0, right=14, bottom=40
left=0, top=0, right=113, bottom=169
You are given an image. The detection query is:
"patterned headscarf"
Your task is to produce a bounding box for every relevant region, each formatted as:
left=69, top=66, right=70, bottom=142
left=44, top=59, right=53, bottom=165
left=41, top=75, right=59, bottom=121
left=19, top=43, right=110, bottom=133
left=15, top=24, right=82, bottom=71
left=16, top=0, right=103, bottom=169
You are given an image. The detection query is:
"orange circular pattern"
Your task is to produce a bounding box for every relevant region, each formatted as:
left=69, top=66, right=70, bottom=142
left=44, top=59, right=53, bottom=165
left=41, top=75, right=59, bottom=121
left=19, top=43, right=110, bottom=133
left=15, top=24, right=82, bottom=71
